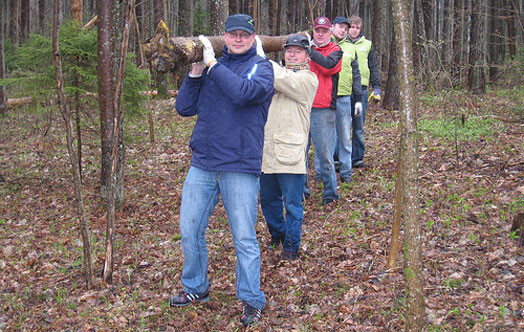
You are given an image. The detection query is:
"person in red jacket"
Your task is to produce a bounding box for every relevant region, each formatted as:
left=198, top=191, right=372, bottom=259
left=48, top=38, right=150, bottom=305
left=305, top=17, right=343, bottom=205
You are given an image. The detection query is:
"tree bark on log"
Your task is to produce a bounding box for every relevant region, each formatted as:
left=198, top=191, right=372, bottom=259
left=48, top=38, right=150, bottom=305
left=143, top=24, right=296, bottom=73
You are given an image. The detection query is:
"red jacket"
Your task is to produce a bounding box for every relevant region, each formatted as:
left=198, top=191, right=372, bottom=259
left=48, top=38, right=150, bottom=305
left=308, top=42, right=343, bottom=109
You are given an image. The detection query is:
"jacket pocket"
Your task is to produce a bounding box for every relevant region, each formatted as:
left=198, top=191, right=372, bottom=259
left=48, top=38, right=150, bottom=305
left=274, top=133, right=306, bottom=166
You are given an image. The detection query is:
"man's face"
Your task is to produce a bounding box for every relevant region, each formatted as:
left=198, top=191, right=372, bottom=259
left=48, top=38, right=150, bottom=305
left=332, top=23, right=349, bottom=41
left=348, top=23, right=362, bottom=39
left=224, top=30, right=255, bottom=54
left=284, top=46, right=308, bottom=64
left=313, top=27, right=331, bottom=45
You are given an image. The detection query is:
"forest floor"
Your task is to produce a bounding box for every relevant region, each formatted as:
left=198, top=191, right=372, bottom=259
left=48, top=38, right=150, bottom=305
left=0, top=87, right=523, bottom=332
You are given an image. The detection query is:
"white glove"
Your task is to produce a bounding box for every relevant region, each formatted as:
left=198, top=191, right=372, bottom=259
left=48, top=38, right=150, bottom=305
left=198, top=35, right=216, bottom=67
left=255, top=35, right=265, bottom=58
left=354, top=102, right=363, bottom=117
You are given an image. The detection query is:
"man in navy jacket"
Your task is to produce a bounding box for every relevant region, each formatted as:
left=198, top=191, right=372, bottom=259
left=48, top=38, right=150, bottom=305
left=169, top=14, right=273, bottom=327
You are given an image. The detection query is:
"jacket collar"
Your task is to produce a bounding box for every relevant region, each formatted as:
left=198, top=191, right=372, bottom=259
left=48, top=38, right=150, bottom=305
left=221, top=45, right=257, bottom=61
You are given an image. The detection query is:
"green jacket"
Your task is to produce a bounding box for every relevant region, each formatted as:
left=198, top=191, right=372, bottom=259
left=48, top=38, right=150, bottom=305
left=333, top=36, right=362, bottom=102
left=350, top=35, right=380, bottom=89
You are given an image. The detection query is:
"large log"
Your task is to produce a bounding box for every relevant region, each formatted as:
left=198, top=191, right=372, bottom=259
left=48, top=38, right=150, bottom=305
left=142, top=24, right=296, bottom=73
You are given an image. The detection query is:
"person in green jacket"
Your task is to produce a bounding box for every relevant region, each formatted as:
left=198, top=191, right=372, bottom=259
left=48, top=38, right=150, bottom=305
left=348, top=15, right=381, bottom=168
left=331, top=16, right=362, bottom=183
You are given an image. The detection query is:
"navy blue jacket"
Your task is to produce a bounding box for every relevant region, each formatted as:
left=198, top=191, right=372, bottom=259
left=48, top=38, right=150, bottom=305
left=175, top=45, right=274, bottom=175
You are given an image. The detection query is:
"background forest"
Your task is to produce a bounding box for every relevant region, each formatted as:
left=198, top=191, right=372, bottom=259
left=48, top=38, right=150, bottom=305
left=1, top=0, right=523, bottom=331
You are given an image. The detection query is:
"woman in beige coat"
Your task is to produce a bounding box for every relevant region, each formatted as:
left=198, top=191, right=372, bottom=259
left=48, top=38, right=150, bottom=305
left=260, top=35, right=319, bottom=261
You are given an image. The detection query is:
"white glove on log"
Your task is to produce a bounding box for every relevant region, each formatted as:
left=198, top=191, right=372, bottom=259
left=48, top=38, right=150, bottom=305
left=198, top=35, right=216, bottom=67
left=255, top=36, right=266, bottom=58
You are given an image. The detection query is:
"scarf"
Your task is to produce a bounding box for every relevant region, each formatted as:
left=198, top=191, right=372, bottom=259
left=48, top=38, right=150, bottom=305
left=285, top=62, right=310, bottom=72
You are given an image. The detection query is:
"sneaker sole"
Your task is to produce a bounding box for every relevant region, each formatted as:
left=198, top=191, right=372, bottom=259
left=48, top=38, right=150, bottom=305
left=168, top=295, right=210, bottom=307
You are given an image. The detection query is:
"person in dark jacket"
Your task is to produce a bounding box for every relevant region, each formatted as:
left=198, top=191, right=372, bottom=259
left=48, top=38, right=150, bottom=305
left=306, top=17, right=343, bottom=205
left=348, top=15, right=381, bottom=168
left=169, top=14, right=274, bottom=327
left=331, top=16, right=362, bottom=183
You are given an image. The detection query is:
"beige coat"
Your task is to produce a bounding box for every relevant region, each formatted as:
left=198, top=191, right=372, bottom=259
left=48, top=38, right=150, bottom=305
left=261, top=61, right=319, bottom=174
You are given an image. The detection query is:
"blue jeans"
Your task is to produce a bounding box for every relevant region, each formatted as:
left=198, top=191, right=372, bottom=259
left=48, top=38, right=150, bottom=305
left=351, top=89, right=368, bottom=164
left=179, top=166, right=265, bottom=310
left=309, top=108, right=338, bottom=201
left=334, top=96, right=353, bottom=179
left=260, top=173, right=305, bottom=253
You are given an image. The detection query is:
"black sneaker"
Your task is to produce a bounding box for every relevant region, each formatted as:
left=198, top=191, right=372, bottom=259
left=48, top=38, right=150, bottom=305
left=240, top=302, right=262, bottom=326
left=322, top=198, right=337, bottom=205
left=168, top=291, right=209, bottom=307
left=352, top=161, right=368, bottom=168
left=281, top=250, right=298, bottom=261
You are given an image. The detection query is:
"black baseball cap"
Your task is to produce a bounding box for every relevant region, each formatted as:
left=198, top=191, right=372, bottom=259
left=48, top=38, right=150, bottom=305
left=225, top=14, right=255, bottom=34
left=283, top=34, right=310, bottom=53
left=333, top=16, right=350, bottom=26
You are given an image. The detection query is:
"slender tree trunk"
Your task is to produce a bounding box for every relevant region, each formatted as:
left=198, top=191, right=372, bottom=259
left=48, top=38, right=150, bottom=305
left=392, top=1, right=425, bottom=330
left=383, top=32, right=399, bottom=110
left=20, top=0, right=29, bottom=40
left=0, top=6, right=6, bottom=117
left=488, top=0, right=503, bottom=80
left=11, top=0, right=21, bottom=46
left=178, top=0, right=193, bottom=36
left=152, top=0, right=167, bottom=97
left=98, top=0, right=115, bottom=283
left=229, top=0, right=238, bottom=15
left=153, top=0, right=164, bottom=27
left=72, top=0, right=82, bottom=24
left=210, top=0, right=228, bottom=35
left=371, top=0, right=384, bottom=75
left=387, top=144, right=403, bottom=268
left=505, top=0, right=517, bottom=57
left=38, top=0, right=46, bottom=33
left=52, top=0, right=94, bottom=290
left=467, top=0, right=487, bottom=93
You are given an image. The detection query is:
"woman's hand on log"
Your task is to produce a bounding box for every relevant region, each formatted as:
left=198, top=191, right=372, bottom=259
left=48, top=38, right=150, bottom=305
left=198, top=35, right=217, bottom=68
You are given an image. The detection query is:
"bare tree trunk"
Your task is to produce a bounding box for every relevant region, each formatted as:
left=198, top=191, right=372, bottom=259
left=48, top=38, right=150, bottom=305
left=467, top=0, right=487, bottom=93
left=153, top=0, right=164, bottom=27
left=72, top=0, right=82, bottom=24
left=488, top=0, right=504, bottom=80
left=178, top=0, right=193, bottom=36
left=229, top=0, right=238, bottom=15
left=98, top=0, right=115, bottom=282
left=99, top=0, right=134, bottom=284
left=210, top=0, right=228, bottom=35
left=383, top=32, right=399, bottom=110
left=392, top=1, right=425, bottom=330
left=371, top=0, right=384, bottom=74
left=152, top=0, right=167, bottom=97
left=38, top=0, right=46, bottom=33
left=505, top=0, right=517, bottom=57
left=0, top=6, right=6, bottom=117
left=269, top=0, right=278, bottom=35
left=52, top=0, right=94, bottom=290
left=20, top=0, right=29, bottom=40
left=387, top=144, right=402, bottom=268
left=11, top=0, right=21, bottom=46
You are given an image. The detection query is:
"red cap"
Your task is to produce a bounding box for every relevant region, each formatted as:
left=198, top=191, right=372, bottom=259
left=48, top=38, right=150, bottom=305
left=313, top=17, right=332, bottom=29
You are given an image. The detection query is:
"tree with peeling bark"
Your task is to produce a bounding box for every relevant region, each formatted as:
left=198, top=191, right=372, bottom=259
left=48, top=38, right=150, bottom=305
left=52, top=0, right=94, bottom=290
left=98, top=0, right=135, bottom=284
left=391, top=0, right=425, bottom=330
